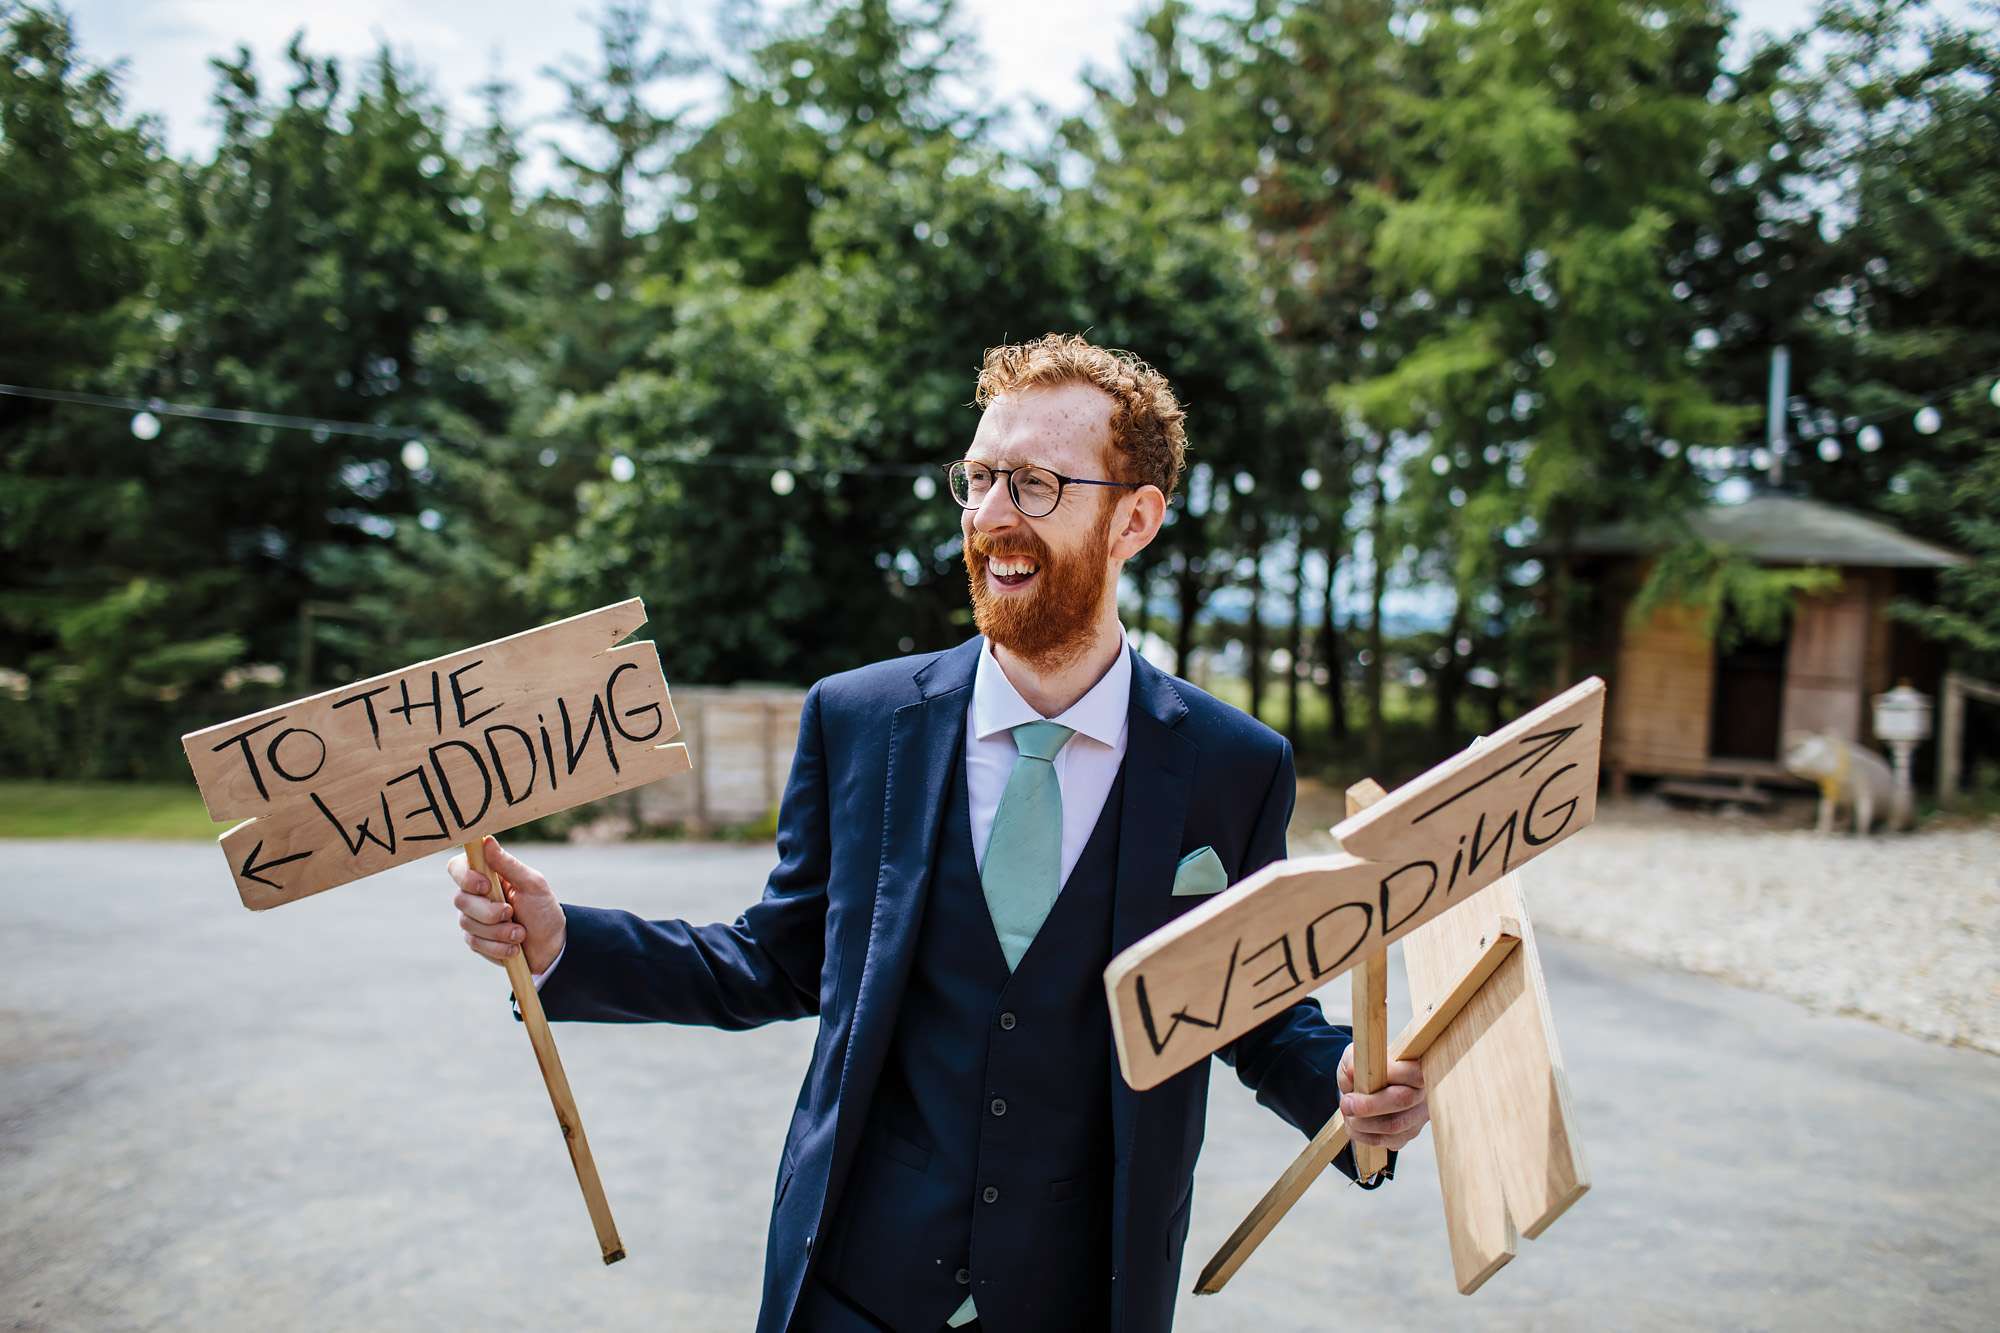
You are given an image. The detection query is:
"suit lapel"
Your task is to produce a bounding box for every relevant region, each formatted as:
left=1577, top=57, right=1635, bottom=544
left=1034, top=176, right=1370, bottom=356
left=831, top=639, right=979, bottom=1144
left=1110, top=650, right=1197, bottom=956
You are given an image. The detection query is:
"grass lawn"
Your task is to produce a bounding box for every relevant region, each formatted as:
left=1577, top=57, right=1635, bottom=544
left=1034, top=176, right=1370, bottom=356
left=0, top=780, right=223, bottom=839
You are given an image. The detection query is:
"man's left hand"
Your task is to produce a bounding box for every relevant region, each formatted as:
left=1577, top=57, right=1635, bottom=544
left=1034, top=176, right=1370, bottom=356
left=1337, top=1043, right=1430, bottom=1151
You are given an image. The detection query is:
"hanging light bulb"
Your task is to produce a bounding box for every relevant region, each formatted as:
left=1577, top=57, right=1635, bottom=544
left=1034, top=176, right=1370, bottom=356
left=1300, top=467, right=1321, bottom=491
left=130, top=411, right=161, bottom=440
left=1818, top=438, right=1842, bottom=462
left=1858, top=425, right=1883, bottom=452
left=771, top=468, right=796, bottom=496
left=1914, top=405, right=1942, bottom=435
left=1989, top=379, right=2000, bottom=409
left=400, top=440, right=429, bottom=471
left=912, top=474, right=936, bottom=500
left=1430, top=454, right=1450, bottom=476
left=609, top=454, right=635, bottom=482
left=1233, top=471, right=1255, bottom=494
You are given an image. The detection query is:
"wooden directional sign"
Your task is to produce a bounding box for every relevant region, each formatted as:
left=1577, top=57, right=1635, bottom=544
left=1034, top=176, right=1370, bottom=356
left=1104, top=677, right=1604, bottom=1092
left=182, top=598, right=694, bottom=1266
left=184, top=598, right=691, bottom=908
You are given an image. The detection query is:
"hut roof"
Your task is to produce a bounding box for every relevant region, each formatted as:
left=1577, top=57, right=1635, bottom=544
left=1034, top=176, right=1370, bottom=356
left=1562, top=494, right=1966, bottom=569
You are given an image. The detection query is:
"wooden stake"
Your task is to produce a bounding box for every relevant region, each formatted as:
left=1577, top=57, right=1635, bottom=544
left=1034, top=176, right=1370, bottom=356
left=470, top=838, right=625, bottom=1265
left=1345, top=779, right=1391, bottom=1184
left=1193, top=909, right=1525, bottom=1293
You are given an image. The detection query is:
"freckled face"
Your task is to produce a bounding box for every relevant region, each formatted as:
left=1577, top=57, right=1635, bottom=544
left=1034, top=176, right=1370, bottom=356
left=961, top=385, right=1124, bottom=669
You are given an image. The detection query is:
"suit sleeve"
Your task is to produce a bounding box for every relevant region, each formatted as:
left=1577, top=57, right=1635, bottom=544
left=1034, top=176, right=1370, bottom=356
left=1212, top=737, right=1391, bottom=1186
left=524, top=681, right=833, bottom=1028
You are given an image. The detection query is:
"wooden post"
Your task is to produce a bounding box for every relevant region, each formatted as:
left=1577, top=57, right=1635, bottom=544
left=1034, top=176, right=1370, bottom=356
left=1939, top=672, right=1964, bottom=803
left=469, top=837, right=625, bottom=1265
left=1195, top=916, right=1524, bottom=1294
left=1346, top=779, right=1390, bottom=1184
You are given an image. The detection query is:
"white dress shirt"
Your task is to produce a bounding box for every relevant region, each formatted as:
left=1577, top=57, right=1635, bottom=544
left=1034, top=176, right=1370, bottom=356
left=967, top=634, right=1131, bottom=883
left=534, top=634, right=1135, bottom=989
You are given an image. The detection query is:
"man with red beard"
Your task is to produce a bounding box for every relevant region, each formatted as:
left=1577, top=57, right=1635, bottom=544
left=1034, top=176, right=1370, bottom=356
left=447, top=334, right=1429, bottom=1332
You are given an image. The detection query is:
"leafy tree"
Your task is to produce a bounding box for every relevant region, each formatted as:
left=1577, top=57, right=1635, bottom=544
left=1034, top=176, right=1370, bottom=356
left=1790, top=2, right=2000, bottom=668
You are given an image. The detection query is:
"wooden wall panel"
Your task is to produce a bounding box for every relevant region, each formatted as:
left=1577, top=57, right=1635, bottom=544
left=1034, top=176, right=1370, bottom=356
left=1782, top=580, right=1868, bottom=743
left=1607, top=602, right=1714, bottom=773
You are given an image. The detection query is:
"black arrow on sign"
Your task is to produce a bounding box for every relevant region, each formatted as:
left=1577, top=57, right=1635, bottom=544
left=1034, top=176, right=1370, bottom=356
left=1409, top=725, right=1582, bottom=825
left=239, top=838, right=314, bottom=889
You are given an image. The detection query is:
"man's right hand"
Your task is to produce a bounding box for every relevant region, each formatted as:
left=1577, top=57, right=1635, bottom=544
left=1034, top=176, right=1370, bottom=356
left=449, top=836, right=567, bottom=974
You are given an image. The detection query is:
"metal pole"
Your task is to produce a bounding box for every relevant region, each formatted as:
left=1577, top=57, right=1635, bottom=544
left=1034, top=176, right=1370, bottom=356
left=1767, top=344, right=1791, bottom=487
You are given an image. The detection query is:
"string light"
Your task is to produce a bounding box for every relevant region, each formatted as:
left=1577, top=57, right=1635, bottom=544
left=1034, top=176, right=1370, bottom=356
left=0, top=382, right=944, bottom=486
left=912, top=473, right=937, bottom=500
left=400, top=440, right=429, bottom=471
left=770, top=468, right=796, bottom=496
left=1913, top=405, right=1941, bottom=435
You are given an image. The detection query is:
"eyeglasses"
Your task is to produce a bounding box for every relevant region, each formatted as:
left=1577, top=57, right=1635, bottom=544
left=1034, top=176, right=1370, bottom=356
left=943, top=459, right=1142, bottom=519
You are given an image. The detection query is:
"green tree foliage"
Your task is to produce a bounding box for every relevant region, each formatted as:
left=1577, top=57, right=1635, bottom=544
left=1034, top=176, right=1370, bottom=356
left=2, top=0, right=1990, bottom=786
left=1789, top=2, right=1999, bottom=667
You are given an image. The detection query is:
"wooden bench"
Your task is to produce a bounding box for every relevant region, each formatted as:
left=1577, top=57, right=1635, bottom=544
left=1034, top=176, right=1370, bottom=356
left=1655, top=778, right=1773, bottom=809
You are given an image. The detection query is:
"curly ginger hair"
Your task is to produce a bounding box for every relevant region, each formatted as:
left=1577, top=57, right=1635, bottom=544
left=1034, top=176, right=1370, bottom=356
left=973, top=333, right=1189, bottom=502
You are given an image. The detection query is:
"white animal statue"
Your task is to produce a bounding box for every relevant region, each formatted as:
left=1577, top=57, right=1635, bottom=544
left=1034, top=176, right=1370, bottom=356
left=1781, top=731, right=1908, bottom=835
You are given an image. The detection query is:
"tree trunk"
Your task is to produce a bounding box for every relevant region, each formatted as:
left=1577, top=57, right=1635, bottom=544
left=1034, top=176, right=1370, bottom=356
left=1246, top=528, right=1266, bottom=724
left=1287, top=534, right=1306, bottom=743
left=1366, top=449, right=1387, bottom=775
left=1131, top=553, right=1152, bottom=651
left=1174, top=556, right=1202, bottom=679
left=1321, top=532, right=1348, bottom=743
left=1435, top=594, right=1465, bottom=747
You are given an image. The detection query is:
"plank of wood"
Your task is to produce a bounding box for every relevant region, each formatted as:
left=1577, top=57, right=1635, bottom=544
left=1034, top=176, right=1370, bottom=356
left=1390, top=917, right=1519, bottom=1061
left=1345, top=779, right=1391, bottom=1184
left=1194, top=1109, right=1349, bottom=1295
left=1104, top=678, right=1604, bottom=1092
left=470, top=838, right=624, bottom=1265
left=184, top=599, right=691, bottom=908
left=1401, top=872, right=1589, bottom=1294
left=1195, top=913, right=1521, bottom=1294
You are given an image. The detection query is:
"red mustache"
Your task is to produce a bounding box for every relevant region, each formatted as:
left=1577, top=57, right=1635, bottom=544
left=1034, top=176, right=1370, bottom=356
left=966, top=530, right=1051, bottom=568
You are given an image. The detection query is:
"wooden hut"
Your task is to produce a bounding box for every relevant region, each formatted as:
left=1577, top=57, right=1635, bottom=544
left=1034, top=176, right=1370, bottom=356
left=1553, top=494, right=1966, bottom=797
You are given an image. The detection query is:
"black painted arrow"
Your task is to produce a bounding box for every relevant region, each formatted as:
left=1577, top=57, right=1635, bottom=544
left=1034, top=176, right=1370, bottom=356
left=239, top=838, right=313, bottom=889
left=1409, top=724, right=1582, bottom=825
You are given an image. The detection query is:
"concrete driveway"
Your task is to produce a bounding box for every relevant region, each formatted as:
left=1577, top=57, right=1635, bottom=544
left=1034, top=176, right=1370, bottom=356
left=4, top=840, right=1996, bottom=1331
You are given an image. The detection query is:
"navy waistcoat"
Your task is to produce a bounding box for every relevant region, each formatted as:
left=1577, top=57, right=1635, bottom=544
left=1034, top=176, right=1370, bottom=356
left=813, top=747, right=1126, bottom=1331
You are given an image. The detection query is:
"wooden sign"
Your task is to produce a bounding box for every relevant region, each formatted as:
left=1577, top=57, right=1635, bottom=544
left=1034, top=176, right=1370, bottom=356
left=1193, top=776, right=1589, bottom=1296
left=184, top=598, right=690, bottom=907
left=1103, top=677, right=1604, bottom=1092
left=182, top=598, right=695, bottom=1266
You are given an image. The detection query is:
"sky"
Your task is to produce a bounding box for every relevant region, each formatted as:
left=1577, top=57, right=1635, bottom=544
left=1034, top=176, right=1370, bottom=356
left=71, top=0, right=1848, bottom=169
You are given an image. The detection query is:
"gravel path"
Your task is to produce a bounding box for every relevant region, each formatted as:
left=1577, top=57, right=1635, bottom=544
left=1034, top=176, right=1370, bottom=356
left=1296, top=785, right=2000, bottom=1055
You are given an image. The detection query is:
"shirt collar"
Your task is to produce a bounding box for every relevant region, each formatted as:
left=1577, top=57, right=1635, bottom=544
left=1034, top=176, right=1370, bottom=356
left=971, top=633, right=1133, bottom=751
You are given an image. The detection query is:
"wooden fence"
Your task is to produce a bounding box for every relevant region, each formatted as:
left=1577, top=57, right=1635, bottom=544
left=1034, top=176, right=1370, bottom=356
left=634, top=685, right=808, bottom=832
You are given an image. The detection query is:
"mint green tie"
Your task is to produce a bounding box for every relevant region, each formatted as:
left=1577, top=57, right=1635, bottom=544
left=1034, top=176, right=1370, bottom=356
left=948, top=720, right=1073, bottom=1329
left=980, top=720, right=1075, bottom=972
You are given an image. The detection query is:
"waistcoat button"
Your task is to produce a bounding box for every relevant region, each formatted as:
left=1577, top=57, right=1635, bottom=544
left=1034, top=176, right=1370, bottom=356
left=998, top=1011, right=1017, bottom=1030
left=990, top=1097, right=1008, bottom=1117
left=956, top=1267, right=972, bottom=1285
left=982, top=1185, right=999, bottom=1204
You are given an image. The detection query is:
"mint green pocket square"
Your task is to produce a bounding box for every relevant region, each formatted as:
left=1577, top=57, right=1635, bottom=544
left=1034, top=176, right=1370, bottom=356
left=1172, top=845, right=1228, bottom=897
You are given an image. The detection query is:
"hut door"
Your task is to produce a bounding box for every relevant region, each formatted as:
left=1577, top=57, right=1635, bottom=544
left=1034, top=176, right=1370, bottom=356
left=1709, top=617, right=1789, bottom=761
left=1781, top=585, right=1869, bottom=743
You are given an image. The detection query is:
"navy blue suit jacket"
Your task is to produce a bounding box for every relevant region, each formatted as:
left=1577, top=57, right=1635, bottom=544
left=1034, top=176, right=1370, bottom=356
left=537, top=637, right=1355, bottom=1331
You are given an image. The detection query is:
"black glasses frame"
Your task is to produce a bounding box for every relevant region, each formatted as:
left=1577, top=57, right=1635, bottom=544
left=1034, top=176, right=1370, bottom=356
left=943, top=459, right=1143, bottom=518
